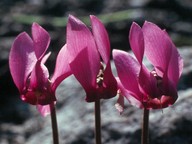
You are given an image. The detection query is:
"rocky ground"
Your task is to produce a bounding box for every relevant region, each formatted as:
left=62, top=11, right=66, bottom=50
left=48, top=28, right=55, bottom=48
left=1, top=0, right=192, bottom=144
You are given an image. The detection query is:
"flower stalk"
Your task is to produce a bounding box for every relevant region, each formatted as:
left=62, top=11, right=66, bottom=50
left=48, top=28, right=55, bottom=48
left=50, top=102, right=59, bottom=144
left=95, top=99, right=101, bottom=144
left=142, top=108, right=149, bottom=144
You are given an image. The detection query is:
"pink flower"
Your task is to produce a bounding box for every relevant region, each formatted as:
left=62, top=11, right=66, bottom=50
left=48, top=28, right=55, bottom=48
left=9, top=23, right=71, bottom=116
left=66, top=15, right=117, bottom=102
left=113, top=22, right=183, bottom=110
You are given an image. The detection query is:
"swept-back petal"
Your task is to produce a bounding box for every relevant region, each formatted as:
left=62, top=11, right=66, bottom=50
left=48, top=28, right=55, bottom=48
left=9, top=32, right=36, bottom=93
left=99, top=62, right=117, bottom=99
left=139, top=66, right=161, bottom=100
left=90, top=15, right=110, bottom=64
left=37, top=104, right=50, bottom=117
left=129, top=22, right=144, bottom=64
left=32, top=22, right=50, bottom=59
left=69, top=47, right=100, bottom=102
left=115, top=92, right=124, bottom=114
left=116, top=78, right=143, bottom=111
left=51, top=45, right=72, bottom=91
left=67, top=15, right=100, bottom=86
left=41, top=51, right=51, bottom=64
left=142, top=21, right=172, bottom=75
left=29, top=61, right=56, bottom=105
left=113, top=49, right=142, bottom=101
left=67, top=15, right=100, bottom=64
left=67, top=15, right=100, bottom=82
left=30, top=60, right=49, bottom=89
left=166, top=38, right=183, bottom=86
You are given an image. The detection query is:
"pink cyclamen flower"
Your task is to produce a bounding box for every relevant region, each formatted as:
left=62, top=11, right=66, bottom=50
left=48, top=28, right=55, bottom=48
left=9, top=23, right=71, bottom=116
left=66, top=15, right=117, bottom=102
left=113, top=21, right=183, bottom=110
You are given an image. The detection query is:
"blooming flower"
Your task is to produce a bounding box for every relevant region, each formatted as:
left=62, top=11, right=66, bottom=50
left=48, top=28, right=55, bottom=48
left=66, top=15, right=117, bottom=102
left=9, top=23, right=71, bottom=116
left=113, top=21, right=183, bottom=110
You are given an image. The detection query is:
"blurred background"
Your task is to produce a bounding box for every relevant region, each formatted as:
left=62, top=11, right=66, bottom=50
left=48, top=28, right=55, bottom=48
left=1, top=0, right=192, bottom=144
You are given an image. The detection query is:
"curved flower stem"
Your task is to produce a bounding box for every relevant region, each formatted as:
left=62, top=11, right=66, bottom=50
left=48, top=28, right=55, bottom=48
left=95, top=99, right=101, bottom=144
left=50, top=102, right=59, bottom=144
left=142, top=108, right=149, bottom=144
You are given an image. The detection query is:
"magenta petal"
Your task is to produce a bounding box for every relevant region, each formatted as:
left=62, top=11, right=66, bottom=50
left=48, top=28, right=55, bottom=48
left=142, top=21, right=172, bottom=75
left=69, top=47, right=100, bottom=99
left=67, top=15, right=100, bottom=63
left=29, top=61, right=56, bottom=105
left=37, top=104, right=50, bottom=117
left=32, top=23, right=50, bottom=59
left=129, top=22, right=144, bottom=64
left=116, top=78, right=143, bottom=108
left=113, top=49, right=142, bottom=101
left=41, top=52, right=51, bottom=64
left=51, top=45, right=72, bottom=91
left=100, top=62, right=117, bottom=99
left=67, top=15, right=100, bottom=85
left=139, top=66, right=160, bottom=100
left=9, top=32, right=37, bottom=93
left=30, top=60, right=49, bottom=88
left=115, top=92, right=124, bottom=114
left=90, top=15, right=110, bottom=64
left=167, top=42, right=183, bottom=86
left=67, top=15, right=101, bottom=101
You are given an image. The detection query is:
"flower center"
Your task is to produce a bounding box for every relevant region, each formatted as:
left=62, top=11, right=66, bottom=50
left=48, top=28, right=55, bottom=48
left=22, top=77, right=54, bottom=105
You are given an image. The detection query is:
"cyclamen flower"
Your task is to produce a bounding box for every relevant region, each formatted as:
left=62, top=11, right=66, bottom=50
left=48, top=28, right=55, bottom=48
left=113, top=22, right=183, bottom=110
left=9, top=23, right=71, bottom=116
left=66, top=15, right=117, bottom=102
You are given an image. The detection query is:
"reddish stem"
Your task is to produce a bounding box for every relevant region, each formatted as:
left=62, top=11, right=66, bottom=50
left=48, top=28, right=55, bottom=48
left=50, top=102, right=59, bottom=144
left=142, top=108, right=149, bottom=144
left=95, top=99, right=101, bottom=144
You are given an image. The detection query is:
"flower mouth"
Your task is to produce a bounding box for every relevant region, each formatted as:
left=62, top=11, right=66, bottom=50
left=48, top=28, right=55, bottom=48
left=148, top=70, right=165, bottom=100
left=21, top=77, right=55, bottom=105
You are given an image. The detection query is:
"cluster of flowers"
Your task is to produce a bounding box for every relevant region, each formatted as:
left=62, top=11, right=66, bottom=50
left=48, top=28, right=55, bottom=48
left=9, top=14, right=183, bottom=143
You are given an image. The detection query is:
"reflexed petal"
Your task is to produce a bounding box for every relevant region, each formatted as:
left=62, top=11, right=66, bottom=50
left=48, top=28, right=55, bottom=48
left=139, top=66, right=160, bottom=100
left=129, top=22, right=144, bottom=64
left=51, top=45, right=72, bottom=91
left=167, top=42, right=183, bottom=86
left=69, top=47, right=100, bottom=97
left=9, top=32, right=36, bottom=93
left=67, top=15, right=100, bottom=64
left=30, top=60, right=49, bottom=89
left=142, top=21, right=172, bottom=75
left=97, top=62, right=117, bottom=100
left=41, top=52, right=51, bottom=64
left=90, top=15, right=110, bottom=64
left=67, top=15, right=100, bottom=84
left=115, top=92, right=124, bottom=114
left=32, top=23, right=50, bottom=59
left=113, top=49, right=142, bottom=101
left=116, top=78, right=143, bottom=109
left=29, top=61, right=56, bottom=105
left=37, top=104, right=50, bottom=117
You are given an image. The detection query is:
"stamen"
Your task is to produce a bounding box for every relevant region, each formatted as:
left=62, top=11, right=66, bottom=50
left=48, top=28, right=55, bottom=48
left=96, top=62, right=104, bottom=87
left=151, top=70, right=163, bottom=87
